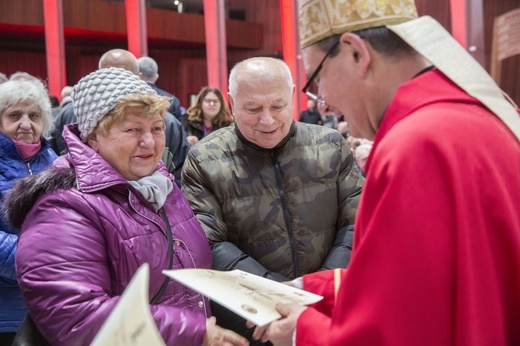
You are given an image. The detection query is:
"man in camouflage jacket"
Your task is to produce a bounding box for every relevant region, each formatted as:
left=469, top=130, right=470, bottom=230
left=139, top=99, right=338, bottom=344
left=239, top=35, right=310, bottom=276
left=181, top=57, right=363, bottom=344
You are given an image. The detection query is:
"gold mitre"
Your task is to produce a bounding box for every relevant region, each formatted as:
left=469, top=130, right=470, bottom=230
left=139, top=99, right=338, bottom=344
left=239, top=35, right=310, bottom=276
left=299, top=0, right=418, bottom=49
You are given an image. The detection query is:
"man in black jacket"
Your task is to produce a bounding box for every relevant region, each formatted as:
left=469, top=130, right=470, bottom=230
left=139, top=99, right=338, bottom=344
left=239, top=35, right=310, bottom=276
left=298, top=99, right=322, bottom=125
left=137, top=56, right=184, bottom=125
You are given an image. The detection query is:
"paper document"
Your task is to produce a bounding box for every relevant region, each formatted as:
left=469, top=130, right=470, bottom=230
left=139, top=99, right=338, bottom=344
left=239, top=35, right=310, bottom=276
left=163, top=269, right=323, bottom=327
left=91, top=263, right=165, bottom=346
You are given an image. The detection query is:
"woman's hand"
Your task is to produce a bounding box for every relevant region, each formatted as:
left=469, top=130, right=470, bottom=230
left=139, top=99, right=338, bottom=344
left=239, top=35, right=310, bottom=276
left=203, top=316, right=249, bottom=346
left=187, top=135, right=199, bottom=146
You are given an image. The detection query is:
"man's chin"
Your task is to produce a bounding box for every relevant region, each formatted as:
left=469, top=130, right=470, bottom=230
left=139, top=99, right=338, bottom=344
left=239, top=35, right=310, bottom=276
left=255, top=140, right=279, bottom=149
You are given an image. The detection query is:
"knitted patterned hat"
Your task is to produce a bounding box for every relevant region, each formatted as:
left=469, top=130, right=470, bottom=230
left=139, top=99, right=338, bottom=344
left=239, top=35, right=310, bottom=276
left=298, top=0, right=418, bottom=49
left=71, top=67, right=157, bottom=140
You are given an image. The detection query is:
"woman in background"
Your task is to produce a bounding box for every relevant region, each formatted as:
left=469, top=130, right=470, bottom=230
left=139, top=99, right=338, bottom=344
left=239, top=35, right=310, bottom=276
left=0, top=77, right=58, bottom=344
left=184, top=86, right=232, bottom=146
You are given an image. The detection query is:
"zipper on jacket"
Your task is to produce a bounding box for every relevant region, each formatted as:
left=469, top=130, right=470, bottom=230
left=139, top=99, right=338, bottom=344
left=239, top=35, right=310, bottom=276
left=273, top=155, right=300, bottom=278
left=26, top=162, right=33, bottom=175
left=127, top=191, right=168, bottom=237
left=23, top=140, right=50, bottom=176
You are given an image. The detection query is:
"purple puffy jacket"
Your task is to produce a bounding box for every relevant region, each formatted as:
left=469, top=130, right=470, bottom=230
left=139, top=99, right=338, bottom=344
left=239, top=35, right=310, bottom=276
left=8, top=124, right=212, bottom=345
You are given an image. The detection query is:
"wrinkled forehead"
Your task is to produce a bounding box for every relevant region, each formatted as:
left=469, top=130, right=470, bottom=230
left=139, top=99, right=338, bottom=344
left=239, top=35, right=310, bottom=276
left=3, top=100, right=41, bottom=112
left=234, top=76, right=293, bottom=104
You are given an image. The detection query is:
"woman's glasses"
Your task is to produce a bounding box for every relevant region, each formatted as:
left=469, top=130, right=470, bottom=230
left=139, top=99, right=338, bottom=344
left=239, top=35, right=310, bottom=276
left=203, top=99, right=221, bottom=105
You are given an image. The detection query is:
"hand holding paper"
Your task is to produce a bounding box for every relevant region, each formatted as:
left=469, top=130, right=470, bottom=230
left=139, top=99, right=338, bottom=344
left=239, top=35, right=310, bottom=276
left=163, top=269, right=322, bottom=327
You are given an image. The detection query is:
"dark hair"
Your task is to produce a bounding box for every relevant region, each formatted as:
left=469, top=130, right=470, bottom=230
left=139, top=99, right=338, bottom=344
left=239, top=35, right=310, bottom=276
left=49, top=95, right=60, bottom=107
left=315, top=26, right=415, bottom=58
left=186, top=86, right=232, bottom=126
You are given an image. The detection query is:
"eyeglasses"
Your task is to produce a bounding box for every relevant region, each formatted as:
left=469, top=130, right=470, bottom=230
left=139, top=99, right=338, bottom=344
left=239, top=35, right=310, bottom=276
left=203, top=99, right=220, bottom=105
left=301, top=40, right=340, bottom=105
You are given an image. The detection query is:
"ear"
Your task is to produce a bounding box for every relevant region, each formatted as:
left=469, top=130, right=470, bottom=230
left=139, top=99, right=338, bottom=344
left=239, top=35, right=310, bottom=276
left=87, top=133, right=100, bottom=152
left=227, top=92, right=235, bottom=114
left=340, top=32, right=371, bottom=78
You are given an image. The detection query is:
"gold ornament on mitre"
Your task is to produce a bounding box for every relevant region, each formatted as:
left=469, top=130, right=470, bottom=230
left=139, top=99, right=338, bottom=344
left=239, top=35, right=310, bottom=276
left=298, top=0, right=418, bottom=49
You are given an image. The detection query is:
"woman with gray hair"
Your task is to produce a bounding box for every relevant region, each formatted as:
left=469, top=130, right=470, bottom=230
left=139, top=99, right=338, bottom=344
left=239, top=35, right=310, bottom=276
left=0, top=77, right=58, bottom=344
left=4, top=68, right=247, bottom=346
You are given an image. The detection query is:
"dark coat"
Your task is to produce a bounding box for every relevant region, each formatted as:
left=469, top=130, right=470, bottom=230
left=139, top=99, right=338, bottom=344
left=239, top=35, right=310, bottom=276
left=185, top=118, right=230, bottom=141
left=147, top=82, right=184, bottom=124
left=298, top=108, right=322, bottom=125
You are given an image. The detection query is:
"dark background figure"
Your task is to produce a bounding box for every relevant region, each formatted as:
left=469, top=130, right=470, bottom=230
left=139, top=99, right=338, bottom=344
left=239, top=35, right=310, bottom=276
left=298, top=99, right=322, bottom=125
left=0, top=77, right=58, bottom=345
left=138, top=56, right=184, bottom=125
left=59, top=85, right=73, bottom=109
left=49, top=95, right=60, bottom=118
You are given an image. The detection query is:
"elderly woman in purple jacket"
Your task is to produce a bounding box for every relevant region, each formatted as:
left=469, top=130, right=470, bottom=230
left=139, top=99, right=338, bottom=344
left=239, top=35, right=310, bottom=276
left=4, top=68, right=248, bottom=346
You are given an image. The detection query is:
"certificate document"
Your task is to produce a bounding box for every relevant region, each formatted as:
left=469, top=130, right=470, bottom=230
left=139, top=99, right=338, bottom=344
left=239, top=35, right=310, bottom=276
left=91, top=264, right=165, bottom=346
left=163, top=269, right=323, bottom=327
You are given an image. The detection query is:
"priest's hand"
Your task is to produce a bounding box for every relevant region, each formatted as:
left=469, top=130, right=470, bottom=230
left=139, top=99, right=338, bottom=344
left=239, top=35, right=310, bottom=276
left=247, top=303, right=307, bottom=346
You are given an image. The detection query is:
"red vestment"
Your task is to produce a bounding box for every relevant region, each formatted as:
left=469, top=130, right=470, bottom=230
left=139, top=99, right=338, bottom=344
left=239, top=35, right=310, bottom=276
left=297, top=70, right=520, bottom=345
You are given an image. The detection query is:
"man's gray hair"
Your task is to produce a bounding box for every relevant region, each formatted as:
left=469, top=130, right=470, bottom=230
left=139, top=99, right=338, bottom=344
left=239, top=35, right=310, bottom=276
left=138, top=56, right=159, bottom=79
left=228, top=57, right=293, bottom=99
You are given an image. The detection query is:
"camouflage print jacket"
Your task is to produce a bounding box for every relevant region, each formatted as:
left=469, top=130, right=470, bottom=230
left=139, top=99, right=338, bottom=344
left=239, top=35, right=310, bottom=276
left=181, top=122, right=364, bottom=281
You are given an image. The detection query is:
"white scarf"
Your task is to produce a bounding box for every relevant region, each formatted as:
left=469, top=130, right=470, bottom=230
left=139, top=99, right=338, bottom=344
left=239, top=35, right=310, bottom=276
left=129, top=171, right=173, bottom=211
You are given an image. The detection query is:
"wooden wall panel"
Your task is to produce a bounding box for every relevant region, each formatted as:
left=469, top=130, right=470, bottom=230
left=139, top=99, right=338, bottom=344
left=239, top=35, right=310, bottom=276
left=415, top=0, right=451, bottom=31
left=483, top=0, right=519, bottom=104
left=63, top=0, right=127, bottom=33
left=226, top=19, right=263, bottom=50
left=146, top=8, right=205, bottom=44
left=149, top=49, right=207, bottom=108
left=0, top=0, right=44, bottom=25
left=64, top=0, right=262, bottom=49
left=414, top=0, right=518, bottom=104
left=227, top=0, right=282, bottom=57
left=179, top=58, right=208, bottom=108
left=0, top=49, right=48, bottom=85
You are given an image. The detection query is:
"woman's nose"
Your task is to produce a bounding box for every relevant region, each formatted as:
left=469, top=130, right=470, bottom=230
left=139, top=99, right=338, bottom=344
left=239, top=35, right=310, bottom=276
left=139, top=132, right=154, bottom=147
left=19, top=115, right=32, bottom=128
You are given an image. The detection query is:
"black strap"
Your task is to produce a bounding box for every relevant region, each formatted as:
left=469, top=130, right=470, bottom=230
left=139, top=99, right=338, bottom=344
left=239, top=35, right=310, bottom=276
left=150, top=209, right=174, bottom=305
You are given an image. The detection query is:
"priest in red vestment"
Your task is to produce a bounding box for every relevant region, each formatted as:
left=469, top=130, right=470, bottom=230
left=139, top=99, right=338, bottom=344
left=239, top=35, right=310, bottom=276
left=254, top=0, right=520, bottom=345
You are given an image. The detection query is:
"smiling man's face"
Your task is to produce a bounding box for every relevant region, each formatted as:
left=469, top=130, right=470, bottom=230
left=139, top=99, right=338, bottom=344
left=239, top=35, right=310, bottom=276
left=230, top=61, right=295, bottom=149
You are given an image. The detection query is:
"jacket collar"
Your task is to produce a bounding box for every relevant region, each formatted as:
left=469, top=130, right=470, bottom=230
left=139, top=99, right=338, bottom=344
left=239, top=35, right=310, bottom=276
left=0, top=131, right=52, bottom=160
